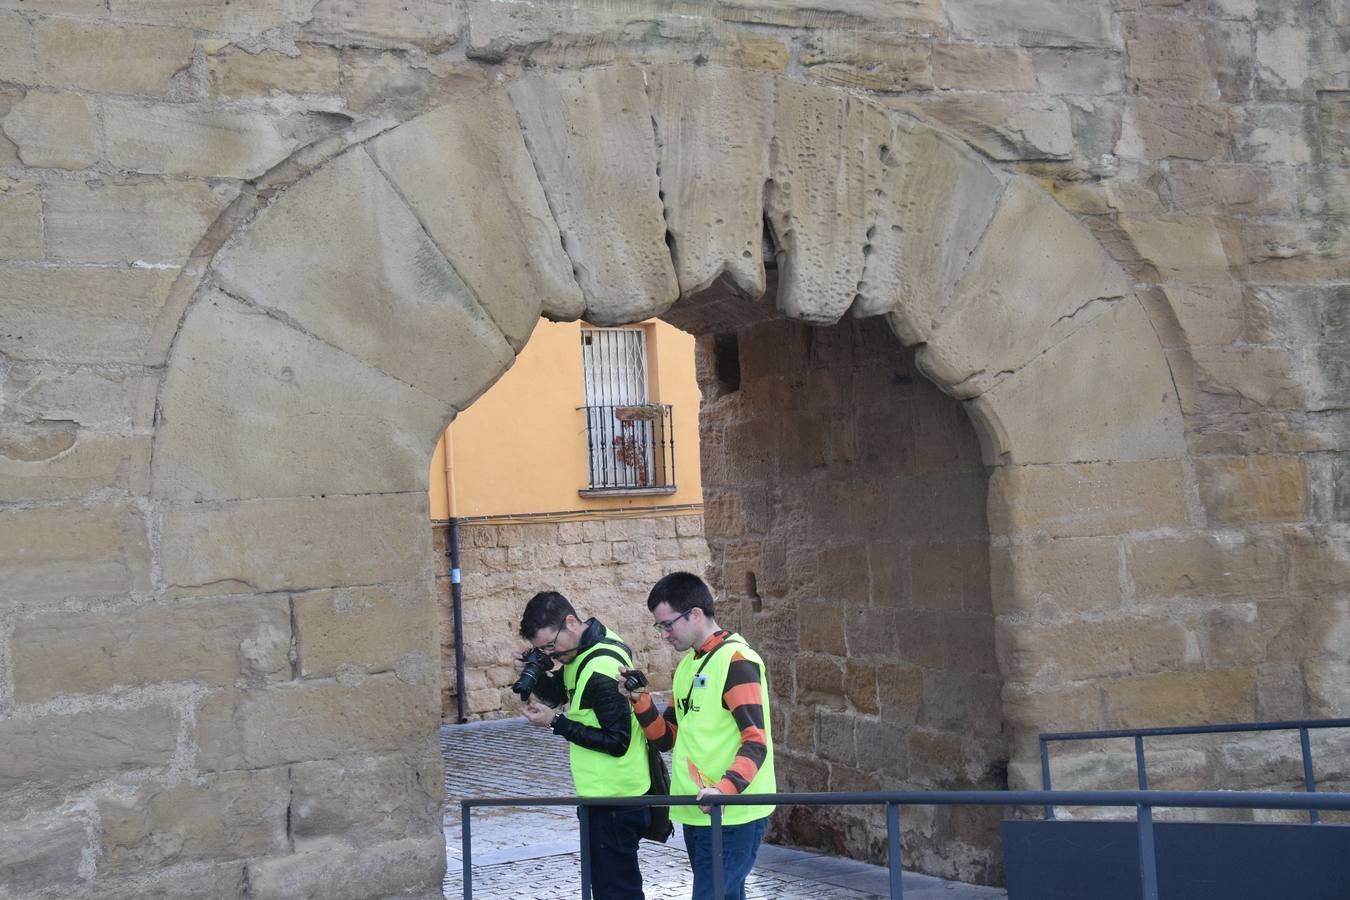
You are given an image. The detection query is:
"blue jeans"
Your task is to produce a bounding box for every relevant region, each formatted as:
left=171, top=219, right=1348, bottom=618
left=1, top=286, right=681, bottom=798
left=582, top=805, right=649, bottom=900
left=681, top=817, right=768, bottom=900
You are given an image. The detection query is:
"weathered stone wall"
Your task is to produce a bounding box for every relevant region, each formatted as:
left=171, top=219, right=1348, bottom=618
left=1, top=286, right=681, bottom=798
left=2, top=0, right=1348, bottom=896
left=698, top=316, right=1005, bottom=881
left=432, top=514, right=709, bottom=720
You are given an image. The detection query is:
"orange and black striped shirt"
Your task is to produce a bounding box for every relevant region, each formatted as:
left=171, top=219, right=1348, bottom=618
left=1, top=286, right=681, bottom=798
left=631, top=630, right=768, bottom=795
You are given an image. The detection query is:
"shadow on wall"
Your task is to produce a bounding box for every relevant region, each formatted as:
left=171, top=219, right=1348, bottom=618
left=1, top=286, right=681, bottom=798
left=697, top=315, right=1007, bottom=885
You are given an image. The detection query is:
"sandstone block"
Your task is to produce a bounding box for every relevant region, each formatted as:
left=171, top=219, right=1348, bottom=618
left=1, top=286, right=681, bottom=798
left=1003, top=682, right=1104, bottom=735
left=104, top=100, right=302, bottom=179
left=843, top=660, right=879, bottom=715
left=1124, top=15, right=1218, bottom=100
left=1196, top=454, right=1307, bottom=525
left=215, top=147, right=514, bottom=402
left=889, top=94, right=1074, bottom=161
left=0, top=12, right=34, bottom=84
left=648, top=65, right=773, bottom=302
left=301, top=0, right=462, bottom=50
left=2, top=361, right=159, bottom=432
left=206, top=42, right=340, bottom=99
left=1, top=90, right=98, bottom=169
left=160, top=493, right=431, bottom=594
left=844, top=605, right=898, bottom=658
left=13, top=594, right=291, bottom=703
left=36, top=18, right=193, bottom=95
left=1255, top=24, right=1312, bottom=95
left=815, top=707, right=857, bottom=765
left=508, top=66, right=677, bottom=325
left=999, top=616, right=1192, bottom=683
left=46, top=176, right=236, bottom=264
left=338, top=50, right=484, bottom=120
left=711, top=0, right=942, bottom=31
left=294, top=584, right=436, bottom=679
left=919, top=178, right=1130, bottom=398
left=946, top=0, right=1112, bottom=47
left=794, top=653, right=845, bottom=709
left=1130, top=532, right=1285, bottom=602
left=855, top=718, right=908, bottom=778
left=988, top=460, right=1190, bottom=539
left=246, top=835, right=445, bottom=900
left=110, top=0, right=286, bottom=31
left=991, top=538, right=1123, bottom=618
left=1240, top=217, right=1350, bottom=283
left=970, top=298, right=1185, bottom=465
left=0, top=706, right=177, bottom=792
left=0, top=503, right=150, bottom=606
left=0, top=177, right=41, bottom=259
left=1103, top=670, right=1254, bottom=728
left=290, top=748, right=442, bottom=847
left=0, top=431, right=151, bottom=503
left=1233, top=103, right=1312, bottom=165
left=152, top=292, right=452, bottom=500
left=1319, top=89, right=1350, bottom=167
left=194, top=675, right=439, bottom=770
left=370, top=92, right=579, bottom=336
left=932, top=44, right=1034, bottom=92
left=855, top=120, right=1006, bottom=341
left=1117, top=214, right=1233, bottom=282
left=0, top=807, right=89, bottom=896
left=1032, top=49, right=1123, bottom=95
left=98, top=769, right=288, bottom=873
left=1117, top=100, right=1231, bottom=160
left=801, top=32, right=933, bottom=91
left=766, top=82, right=886, bottom=324
left=0, top=265, right=179, bottom=364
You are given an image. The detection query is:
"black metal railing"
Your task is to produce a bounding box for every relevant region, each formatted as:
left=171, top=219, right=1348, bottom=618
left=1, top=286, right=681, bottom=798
left=579, top=403, right=676, bottom=493
left=1039, top=717, right=1350, bottom=823
left=460, top=788, right=1350, bottom=900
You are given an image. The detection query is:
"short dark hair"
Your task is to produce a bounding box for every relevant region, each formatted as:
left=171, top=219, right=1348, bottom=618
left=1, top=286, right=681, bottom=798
left=647, top=572, right=715, bottom=617
left=519, top=591, right=577, bottom=639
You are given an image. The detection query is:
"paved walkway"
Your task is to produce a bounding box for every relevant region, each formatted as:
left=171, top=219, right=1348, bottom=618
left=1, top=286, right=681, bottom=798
left=441, top=718, right=1006, bottom=899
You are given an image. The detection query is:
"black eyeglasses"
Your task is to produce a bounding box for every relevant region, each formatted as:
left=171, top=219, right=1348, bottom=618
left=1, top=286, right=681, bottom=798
left=653, top=609, right=693, bottom=633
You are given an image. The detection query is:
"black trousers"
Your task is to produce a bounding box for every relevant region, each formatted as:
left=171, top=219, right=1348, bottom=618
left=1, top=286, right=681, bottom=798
left=582, top=805, right=649, bottom=900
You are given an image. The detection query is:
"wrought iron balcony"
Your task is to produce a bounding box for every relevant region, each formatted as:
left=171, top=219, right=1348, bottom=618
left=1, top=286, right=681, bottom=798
left=579, top=403, right=676, bottom=496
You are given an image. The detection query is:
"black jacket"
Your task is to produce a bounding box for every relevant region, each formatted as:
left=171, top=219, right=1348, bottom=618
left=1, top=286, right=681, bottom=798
left=534, top=618, right=634, bottom=758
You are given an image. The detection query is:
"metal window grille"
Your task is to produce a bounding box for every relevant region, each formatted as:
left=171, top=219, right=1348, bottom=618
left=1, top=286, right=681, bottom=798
left=579, top=328, right=676, bottom=492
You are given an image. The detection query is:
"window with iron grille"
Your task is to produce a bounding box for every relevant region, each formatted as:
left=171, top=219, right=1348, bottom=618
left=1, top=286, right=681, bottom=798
left=579, top=328, right=676, bottom=494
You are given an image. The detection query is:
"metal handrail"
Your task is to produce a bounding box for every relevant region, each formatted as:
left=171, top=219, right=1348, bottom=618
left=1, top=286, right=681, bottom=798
left=1038, top=717, right=1350, bottom=823
left=459, top=788, right=1350, bottom=900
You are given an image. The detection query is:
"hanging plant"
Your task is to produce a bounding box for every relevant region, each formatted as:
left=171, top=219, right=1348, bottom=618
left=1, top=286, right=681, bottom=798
left=614, top=403, right=665, bottom=422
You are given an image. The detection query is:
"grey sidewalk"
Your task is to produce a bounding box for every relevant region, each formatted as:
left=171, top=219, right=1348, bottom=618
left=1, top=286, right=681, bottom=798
left=441, top=718, right=1006, bottom=899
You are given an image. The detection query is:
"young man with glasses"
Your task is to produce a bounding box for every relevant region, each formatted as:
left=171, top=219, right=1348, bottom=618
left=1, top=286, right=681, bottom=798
left=621, top=572, right=775, bottom=900
left=515, top=590, right=650, bottom=900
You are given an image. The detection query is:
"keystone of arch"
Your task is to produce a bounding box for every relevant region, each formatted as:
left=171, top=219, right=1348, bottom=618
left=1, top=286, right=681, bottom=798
left=152, top=63, right=1184, bottom=507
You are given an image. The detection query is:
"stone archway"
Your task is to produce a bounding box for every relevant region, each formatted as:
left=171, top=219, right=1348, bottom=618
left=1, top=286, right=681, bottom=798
left=148, top=63, right=1185, bottom=895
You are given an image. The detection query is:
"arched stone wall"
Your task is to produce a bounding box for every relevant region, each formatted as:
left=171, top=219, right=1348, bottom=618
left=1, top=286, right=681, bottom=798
left=139, top=63, right=1187, bottom=892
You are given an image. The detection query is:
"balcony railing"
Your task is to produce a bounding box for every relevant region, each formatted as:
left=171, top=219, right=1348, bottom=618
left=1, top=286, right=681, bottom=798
left=579, top=403, right=676, bottom=495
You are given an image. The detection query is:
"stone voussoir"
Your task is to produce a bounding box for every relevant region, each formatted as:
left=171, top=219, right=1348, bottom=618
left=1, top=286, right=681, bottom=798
left=368, top=88, right=577, bottom=338
left=507, top=64, right=679, bottom=326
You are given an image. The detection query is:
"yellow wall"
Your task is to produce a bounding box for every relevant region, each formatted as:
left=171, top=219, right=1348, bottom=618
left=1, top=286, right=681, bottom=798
left=429, top=319, right=703, bottom=519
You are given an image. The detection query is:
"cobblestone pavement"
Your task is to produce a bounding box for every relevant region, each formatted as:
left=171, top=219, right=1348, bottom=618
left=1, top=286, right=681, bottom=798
left=441, top=718, right=1006, bottom=899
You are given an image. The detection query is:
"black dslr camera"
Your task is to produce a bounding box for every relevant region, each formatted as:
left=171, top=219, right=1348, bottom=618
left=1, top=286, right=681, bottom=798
left=512, top=647, right=555, bottom=700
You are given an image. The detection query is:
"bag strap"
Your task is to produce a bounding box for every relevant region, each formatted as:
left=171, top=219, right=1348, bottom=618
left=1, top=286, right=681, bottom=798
left=680, top=634, right=744, bottom=713
left=565, top=638, right=632, bottom=702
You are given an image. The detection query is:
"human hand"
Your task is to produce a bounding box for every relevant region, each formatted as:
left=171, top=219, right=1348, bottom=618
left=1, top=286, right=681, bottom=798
left=696, top=785, right=723, bottom=815
left=512, top=648, right=529, bottom=676
left=522, top=700, right=554, bottom=728
left=617, top=666, right=649, bottom=703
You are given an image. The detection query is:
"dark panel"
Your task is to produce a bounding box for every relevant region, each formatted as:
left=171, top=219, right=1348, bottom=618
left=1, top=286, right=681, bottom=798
left=1003, top=819, right=1350, bottom=900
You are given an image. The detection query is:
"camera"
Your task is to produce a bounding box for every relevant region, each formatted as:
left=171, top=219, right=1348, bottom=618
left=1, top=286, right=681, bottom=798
left=512, top=647, right=555, bottom=700
left=622, top=668, right=648, bottom=692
